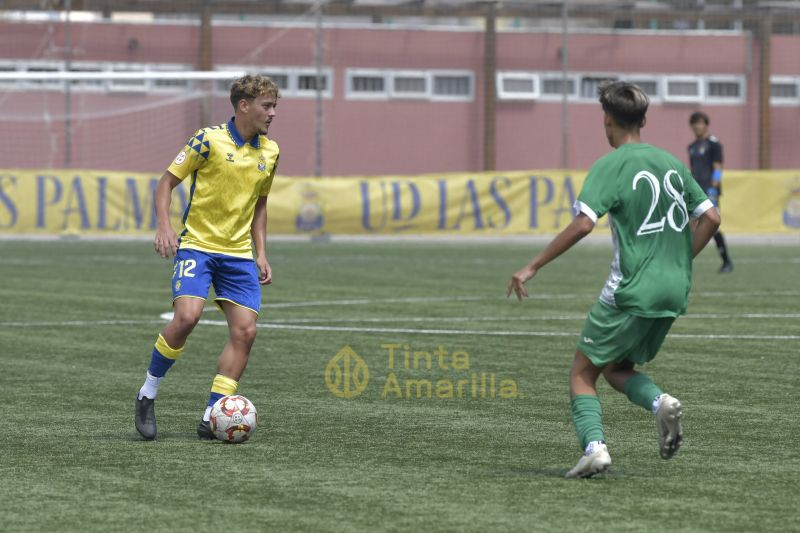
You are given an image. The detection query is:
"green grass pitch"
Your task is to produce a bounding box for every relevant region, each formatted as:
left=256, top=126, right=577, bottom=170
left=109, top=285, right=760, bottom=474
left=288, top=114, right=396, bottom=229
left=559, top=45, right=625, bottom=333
left=0, top=239, right=798, bottom=532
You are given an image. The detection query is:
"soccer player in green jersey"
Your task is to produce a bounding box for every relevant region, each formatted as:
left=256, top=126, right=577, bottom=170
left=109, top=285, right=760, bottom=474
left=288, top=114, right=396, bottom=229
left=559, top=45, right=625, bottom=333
left=135, top=74, right=280, bottom=441
left=507, top=81, right=721, bottom=478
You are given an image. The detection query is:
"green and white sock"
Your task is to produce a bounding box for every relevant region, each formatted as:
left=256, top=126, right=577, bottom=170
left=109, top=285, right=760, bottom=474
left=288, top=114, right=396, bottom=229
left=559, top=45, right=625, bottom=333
left=623, top=373, right=663, bottom=413
left=585, top=440, right=606, bottom=455
left=571, top=394, right=606, bottom=451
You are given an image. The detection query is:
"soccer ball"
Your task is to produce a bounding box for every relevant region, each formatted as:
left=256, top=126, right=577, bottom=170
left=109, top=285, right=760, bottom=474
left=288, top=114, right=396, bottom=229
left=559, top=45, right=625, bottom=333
left=209, top=395, right=258, bottom=443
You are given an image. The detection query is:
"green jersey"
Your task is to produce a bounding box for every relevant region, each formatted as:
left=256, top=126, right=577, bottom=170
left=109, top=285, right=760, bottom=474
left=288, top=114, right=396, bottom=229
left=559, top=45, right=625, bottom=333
left=576, top=143, right=714, bottom=318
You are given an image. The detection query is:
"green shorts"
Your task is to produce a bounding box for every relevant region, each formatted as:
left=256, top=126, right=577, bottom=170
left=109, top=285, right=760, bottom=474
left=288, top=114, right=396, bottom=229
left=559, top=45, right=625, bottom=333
left=577, top=301, right=676, bottom=367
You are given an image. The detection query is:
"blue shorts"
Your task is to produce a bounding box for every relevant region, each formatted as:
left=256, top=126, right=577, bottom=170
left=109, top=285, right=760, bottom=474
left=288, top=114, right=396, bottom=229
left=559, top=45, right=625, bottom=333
left=172, top=249, right=261, bottom=315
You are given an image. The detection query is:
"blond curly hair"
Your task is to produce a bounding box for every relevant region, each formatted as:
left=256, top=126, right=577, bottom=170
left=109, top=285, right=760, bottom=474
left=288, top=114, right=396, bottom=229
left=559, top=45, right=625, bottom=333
left=229, top=74, right=280, bottom=110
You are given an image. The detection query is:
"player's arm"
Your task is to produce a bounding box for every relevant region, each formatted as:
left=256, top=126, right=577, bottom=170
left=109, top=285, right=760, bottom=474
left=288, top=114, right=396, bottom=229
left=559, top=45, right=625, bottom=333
left=692, top=205, right=721, bottom=258
left=507, top=213, right=595, bottom=300
left=251, top=195, right=272, bottom=285
left=153, top=171, right=182, bottom=259
left=709, top=141, right=723, bottom=193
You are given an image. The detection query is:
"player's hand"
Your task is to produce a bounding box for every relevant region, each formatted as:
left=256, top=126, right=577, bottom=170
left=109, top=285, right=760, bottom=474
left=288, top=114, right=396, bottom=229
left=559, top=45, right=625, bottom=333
left=154, top=226, right=179, bottom=258
left=507, top=265, right=537, bottom=301
left=257, top=257, right=272, bottom=285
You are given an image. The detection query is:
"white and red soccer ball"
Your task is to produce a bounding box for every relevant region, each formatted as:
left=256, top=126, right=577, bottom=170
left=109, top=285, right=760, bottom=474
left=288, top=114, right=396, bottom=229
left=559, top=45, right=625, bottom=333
left=209, top=395, right=258, bottom=443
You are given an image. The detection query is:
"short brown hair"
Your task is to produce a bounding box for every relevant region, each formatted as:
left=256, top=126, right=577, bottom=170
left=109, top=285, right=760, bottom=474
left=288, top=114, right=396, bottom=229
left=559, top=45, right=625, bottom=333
left=229, top=74, right=280, bottom=110
left=598, top=81, right=649, bottom=129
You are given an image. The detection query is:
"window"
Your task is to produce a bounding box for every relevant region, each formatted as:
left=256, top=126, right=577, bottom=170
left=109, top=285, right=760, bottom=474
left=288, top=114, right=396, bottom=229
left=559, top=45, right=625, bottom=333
left=295, top=68, right=333, bottom=98
left=107, top=68, right=147, bottom=92
left=664, top=76, right=702, bottom=102
left=540, top=75, right=577, bottom=98
left=346, top=70, right=388, bottom=100
left=108, top=77, right=147, bottom=92
left=0, top=63, right=17, bottom=88
left=214, top=68, right=288, bottom=94
left=707, top=81, right=740, bottom=98
left=431, top=72, right=473, bottom=100
left=264, top=72, right=290, bottom=91
left=149, top=67, right=192, bottom=92
left=352, top=76, right=384, bottom=92
left=68, top=64, right=105, bottom=90
left=298, top=73, right=326, bottom=91
left=26, top=64, right=62, bottom=89
left=770, top=77, right=799, bottom=105
left=341, top=69, right=471, bottom=101
left=215, top=66, right=331, bottom=98
left=622, top=78, right=660, bottom=99
left=392, top=72, right=428, bottom=98
left=497, top=72, right=538, bottom=100
left=772, top=82, right=797, bottom=98
left=152, top=77, right=190, bottom=90
left=580, top=76, right=617, bottom=99
left=705, top=76, right=745, bottom=103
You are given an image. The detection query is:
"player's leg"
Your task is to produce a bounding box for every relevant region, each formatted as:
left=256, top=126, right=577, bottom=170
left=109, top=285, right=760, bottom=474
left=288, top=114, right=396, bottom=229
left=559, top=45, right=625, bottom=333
left=602, top=359, right=662, bottom=412
left=604, top=317, right=683, bottom=459
left=197, top=255, right=261, bottom=439
left=714, top=231, right=733, bottom=272
left=197, top=302, right=258, bottom=438
left=710, top=199, right=732, bottom=272
left=135, top=250, right=211, bottom=440
left=565, top=351, right=611, bottom=478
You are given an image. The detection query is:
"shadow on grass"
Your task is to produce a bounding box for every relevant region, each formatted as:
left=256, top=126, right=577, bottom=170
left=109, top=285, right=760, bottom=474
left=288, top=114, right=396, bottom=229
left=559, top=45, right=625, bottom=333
left=492, top=466, right=628, bottom=480
left=126, top=431, right=219, bottom=442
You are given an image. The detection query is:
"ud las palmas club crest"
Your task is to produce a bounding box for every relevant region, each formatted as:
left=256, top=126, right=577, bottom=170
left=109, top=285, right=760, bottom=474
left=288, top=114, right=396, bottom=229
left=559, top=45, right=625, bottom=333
left=784, top=178, right=800, bottom=229
left=296, top=185, right=324, bottom=232
left=325, top=346, right=369, bottom=399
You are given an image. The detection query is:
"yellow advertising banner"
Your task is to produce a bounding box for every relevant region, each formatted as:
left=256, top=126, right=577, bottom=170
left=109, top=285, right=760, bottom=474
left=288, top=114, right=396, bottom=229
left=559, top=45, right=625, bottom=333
left=0, top=169, right=798, bottom=236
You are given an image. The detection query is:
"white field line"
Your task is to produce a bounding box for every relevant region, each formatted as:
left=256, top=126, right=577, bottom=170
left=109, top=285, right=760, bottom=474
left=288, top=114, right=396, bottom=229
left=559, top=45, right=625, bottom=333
left=2, top=311, right=796, bottom=329
left=262, top=296, right=487, bottom=308
left=227, top=321, right=800, bottom=340
left=252, top=291, right=800, bottom=310
left=258, top=313, right=800, bottom=324
left=1, top=288, right=797, bottom=342
left=0, top=316, right=796, bottom=340
left=0, top=319, right=165, bottom=327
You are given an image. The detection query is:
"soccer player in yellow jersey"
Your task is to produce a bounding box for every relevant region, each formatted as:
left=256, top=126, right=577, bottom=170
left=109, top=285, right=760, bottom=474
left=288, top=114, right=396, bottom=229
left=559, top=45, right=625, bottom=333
left=135, top=74, right=280, bottom=440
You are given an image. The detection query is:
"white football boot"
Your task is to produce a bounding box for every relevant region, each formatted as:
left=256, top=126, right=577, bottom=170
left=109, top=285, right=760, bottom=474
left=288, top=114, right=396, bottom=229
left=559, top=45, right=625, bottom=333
left=565, top=443, right=612, bottom=479
left=656, top=394, right=684, bottom=459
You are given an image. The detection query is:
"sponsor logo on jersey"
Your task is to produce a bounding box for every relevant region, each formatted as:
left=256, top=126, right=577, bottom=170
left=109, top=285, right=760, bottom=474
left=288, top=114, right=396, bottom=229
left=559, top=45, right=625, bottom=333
left=226, top=153, right=234, bottom=163
left=583, top=337, right=594, bottom=344
left=174, top=151, right=186, bottom=165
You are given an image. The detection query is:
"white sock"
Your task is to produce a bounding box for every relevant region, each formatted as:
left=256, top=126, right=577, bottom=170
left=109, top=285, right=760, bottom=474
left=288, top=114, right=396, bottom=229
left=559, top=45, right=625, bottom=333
left=652, top=394, right=664, bottom=414
left=585, top=440, right=606, bottom=455
left=203, top=406, right=212, bottom=422
left=138, top=372, right=162, bottom=400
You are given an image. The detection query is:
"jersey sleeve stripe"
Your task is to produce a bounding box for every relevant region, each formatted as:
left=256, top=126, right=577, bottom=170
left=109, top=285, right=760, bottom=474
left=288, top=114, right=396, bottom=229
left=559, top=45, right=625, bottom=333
left=574, top=201, right=598, bottom=223
left=691, top=199, right=715, bottom=219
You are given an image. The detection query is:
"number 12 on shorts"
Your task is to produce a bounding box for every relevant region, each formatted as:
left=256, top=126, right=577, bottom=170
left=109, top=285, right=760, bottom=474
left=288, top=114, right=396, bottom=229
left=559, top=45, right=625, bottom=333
left=173, top=259, right=197, bottom=279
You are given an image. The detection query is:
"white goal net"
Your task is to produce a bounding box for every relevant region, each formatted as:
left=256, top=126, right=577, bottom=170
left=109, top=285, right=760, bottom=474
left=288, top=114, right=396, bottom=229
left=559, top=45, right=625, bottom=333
left=0, top=70, right=247, bottom=173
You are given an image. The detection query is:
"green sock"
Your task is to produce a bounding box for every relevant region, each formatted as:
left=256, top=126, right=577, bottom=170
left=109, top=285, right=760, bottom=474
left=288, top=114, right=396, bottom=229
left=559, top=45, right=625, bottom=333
left=623, top=373, right=663, bottom=412
left=571, top=394, right=605, bottom=450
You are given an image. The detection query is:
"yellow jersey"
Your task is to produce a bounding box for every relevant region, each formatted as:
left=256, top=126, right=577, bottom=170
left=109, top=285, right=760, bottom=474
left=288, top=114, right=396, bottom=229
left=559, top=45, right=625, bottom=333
left=167, top=118, right=279, bottom=259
